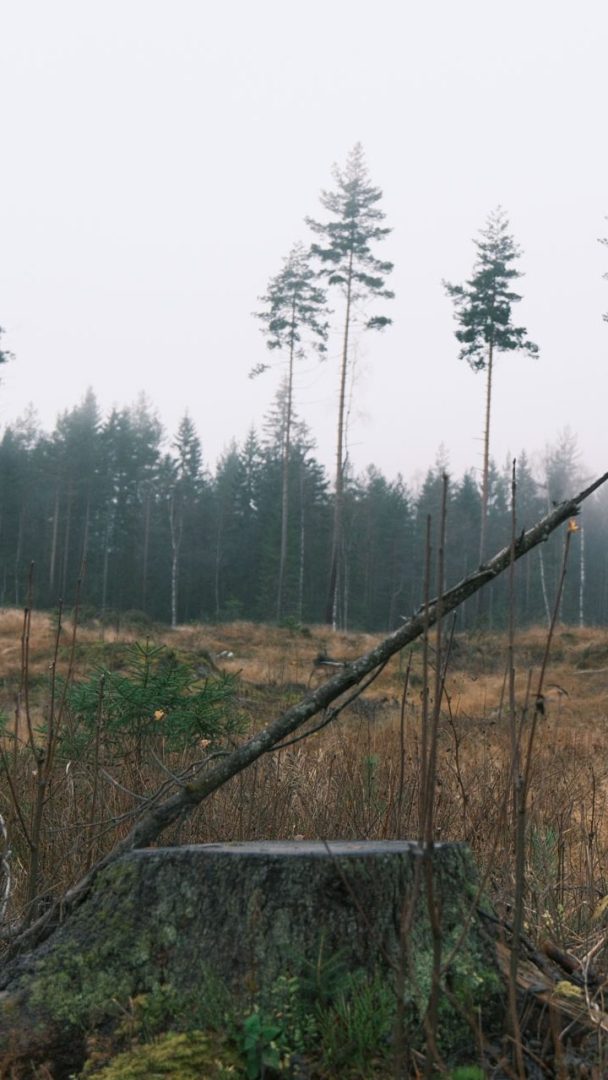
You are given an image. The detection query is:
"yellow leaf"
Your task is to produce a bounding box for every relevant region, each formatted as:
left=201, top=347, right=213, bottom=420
left=592, top=895, right=608, bottom=923
left=554, top=980, right=583, bottom=1000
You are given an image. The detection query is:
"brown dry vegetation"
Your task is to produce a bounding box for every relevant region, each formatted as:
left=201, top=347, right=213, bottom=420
left=3, top=609, right=608, bottom=1072
left=2, top=610, right=608, bottom=935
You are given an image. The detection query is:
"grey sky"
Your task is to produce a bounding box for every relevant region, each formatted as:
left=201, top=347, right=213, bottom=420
left=0, top=0, right=606, bottom=486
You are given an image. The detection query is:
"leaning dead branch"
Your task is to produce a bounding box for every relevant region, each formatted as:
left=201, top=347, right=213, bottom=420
left=5, top=470, right=608, bottom=963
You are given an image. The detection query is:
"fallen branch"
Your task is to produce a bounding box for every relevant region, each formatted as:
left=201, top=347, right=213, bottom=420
left=5, top=470, right=608, bottom=963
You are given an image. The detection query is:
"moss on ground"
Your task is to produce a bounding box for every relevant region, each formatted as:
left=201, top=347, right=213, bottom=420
left=79, top=1030, right=241, bottom=1078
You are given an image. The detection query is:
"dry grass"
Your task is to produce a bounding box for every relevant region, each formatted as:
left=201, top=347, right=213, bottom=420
left=3, top=611, right=608, bottom=980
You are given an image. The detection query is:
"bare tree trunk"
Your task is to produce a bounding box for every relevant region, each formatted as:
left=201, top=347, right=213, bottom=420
left=13, top=509, right=24, bottom=607
left=276, top=308, right=296, bottom=622
left=214, top=512, right=223, bottom=619
left=538, top=546, right=551, bottom=626
left=80, top=500, right=90, bottom=578
left=479, top=343, right=494, bottom=563
left=524, top=548, right=531, bottom=621
left=100, top=515, right=112, bottom=624
left=579, top=524, right=585, bottom=628
left=297, top=461, right=305, bottom=622
left=326, top=250, right=354, bottom=627
left=342, top=543, right=349, bottom=632
left=60, top=485, right=73, bottom=598
left=141, top=489, right=151, bottom=611
left=48, top=488, right=60, bottom=592
left=169, top=493, right=183, bottom=630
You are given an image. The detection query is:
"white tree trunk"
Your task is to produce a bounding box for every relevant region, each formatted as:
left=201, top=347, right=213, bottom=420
left=538, top=547, right=551, bottom=626
left=579, top=523, right=585, bottom=627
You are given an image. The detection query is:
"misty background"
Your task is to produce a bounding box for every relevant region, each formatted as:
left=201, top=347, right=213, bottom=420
left=0, top=0, right=606, bottom=485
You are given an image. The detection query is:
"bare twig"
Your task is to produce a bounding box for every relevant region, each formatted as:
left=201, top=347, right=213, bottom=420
left=0, top=812, right=11, bottom=927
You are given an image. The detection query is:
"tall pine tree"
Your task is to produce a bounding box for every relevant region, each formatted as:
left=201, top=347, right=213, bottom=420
left=444, top=208, right=538, bottom=561
left=166, top=414, right=205, bottom=627
left=307, top=144, right=394, bottom=626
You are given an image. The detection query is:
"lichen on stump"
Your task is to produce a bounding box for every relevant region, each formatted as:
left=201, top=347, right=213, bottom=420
left=0, top=841, right=503, bottom=1073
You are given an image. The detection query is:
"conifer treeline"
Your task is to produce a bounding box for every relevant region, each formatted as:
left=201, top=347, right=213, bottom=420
left=0, top=390, right=604, bottom=631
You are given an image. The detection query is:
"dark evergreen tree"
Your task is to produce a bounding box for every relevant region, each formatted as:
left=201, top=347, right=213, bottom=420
left=212, top=432, right=264, bottom=620
left=449, top=471, right=481, bottom=630
left=254, top=243, right=328, bottom=620
left=0, top=423, right=36, bottom=605
left=166, top=415, right=206, bottom=627
left=48, top=390, right=103, bottom=602
left=345, top=467, right=413, bottom=631
left=444, top=208, right=538, bottom=561
left=307, top=144, right=394, bottom=626
left=98, top=400, right=163, bottom=618
left=582, top=486, right=608, bottom=624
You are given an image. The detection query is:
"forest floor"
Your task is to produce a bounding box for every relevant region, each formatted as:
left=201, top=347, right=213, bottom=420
left=2, top=610, right=608, bottom=1075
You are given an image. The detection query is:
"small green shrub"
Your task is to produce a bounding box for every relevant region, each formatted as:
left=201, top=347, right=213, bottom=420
left=240, top=1008, right=283, bottom=1078
left=239, top=960, right=394, bottom=1077
left=314, top=971, right=394, bottom=1074
left=56, top=639, right=243, bottom=759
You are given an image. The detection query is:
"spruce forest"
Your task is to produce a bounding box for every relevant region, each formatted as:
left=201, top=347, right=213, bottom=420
left=0, top=391, right=600, bottom=632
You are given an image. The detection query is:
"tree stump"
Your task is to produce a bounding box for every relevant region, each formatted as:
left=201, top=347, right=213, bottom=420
left=0, top=841, right=504, bottom=1075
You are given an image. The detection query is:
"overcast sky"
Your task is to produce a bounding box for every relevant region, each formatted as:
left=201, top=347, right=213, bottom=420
left=0, top=0, right=606, bottom=487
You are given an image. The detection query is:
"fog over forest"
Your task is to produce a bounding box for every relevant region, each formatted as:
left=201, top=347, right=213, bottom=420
left=1, top=1, right=607, bottom=482
left=1, top=3, right=607, bottom=630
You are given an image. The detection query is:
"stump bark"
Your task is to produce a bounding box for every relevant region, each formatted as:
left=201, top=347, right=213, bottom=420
left=0, top=841, right=503, bottom=1075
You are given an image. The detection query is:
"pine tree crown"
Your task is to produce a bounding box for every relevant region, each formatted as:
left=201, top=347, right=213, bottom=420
left=306, top=143, right=394, bottom=327
left=443, top=207, right=539, bottom=370
left=253, top=242, right=330, bottom=369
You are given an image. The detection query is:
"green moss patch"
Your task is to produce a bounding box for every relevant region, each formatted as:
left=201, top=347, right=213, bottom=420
left=80, top=1030, right=241, bottom=1078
